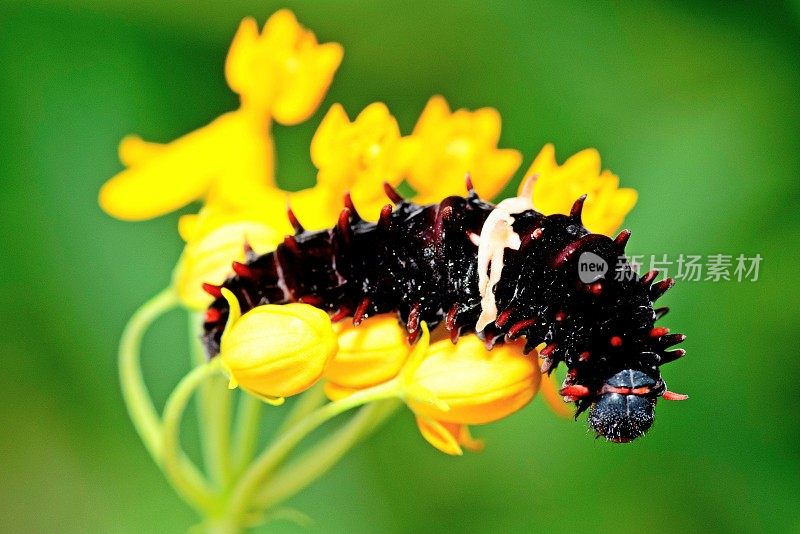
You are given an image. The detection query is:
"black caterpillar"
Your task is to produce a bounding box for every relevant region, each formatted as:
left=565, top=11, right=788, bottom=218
left=201, top=180, right=687, bottom=442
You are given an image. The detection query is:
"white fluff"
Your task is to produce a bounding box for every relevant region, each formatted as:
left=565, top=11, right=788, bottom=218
left=475, top=175, right=537, bottom=332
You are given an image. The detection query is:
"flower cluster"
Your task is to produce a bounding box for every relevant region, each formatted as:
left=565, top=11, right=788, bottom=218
left=101, top=8, right=636, bottom=453
left=101, top=9, right=638, bottom=528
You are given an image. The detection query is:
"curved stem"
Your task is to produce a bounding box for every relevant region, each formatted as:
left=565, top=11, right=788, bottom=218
left=231, top=393, right=262, bottom=476
left=119, top=288, right=217, bottom=516
left=227, top=379, right=402, bottom=520
left=119, top=287, right=178, bottom=461
left=276, top=382, right=326, bottom=434
left=189, top=312, right=232, bottom=489
left=162, top=360, right=222, bottom=512
left=254, top=398, right=401, bottom=510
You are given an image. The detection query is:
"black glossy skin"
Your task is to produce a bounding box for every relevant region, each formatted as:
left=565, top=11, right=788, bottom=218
left=202, top=191, right=685, bottom=441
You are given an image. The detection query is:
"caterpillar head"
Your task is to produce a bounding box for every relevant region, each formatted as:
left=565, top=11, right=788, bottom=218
left=587, top=369, right=657, bottom=443
left=579, top=368, right=689, bottom=442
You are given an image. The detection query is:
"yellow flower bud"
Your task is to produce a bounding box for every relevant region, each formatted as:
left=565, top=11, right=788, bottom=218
left=173, top=218, right=283, bottom=310
left=521, top=143, right=638, bottom=236
left=405, top=335, right=540, bottom=426
left=324, top=314, right=412, bottom=397
left=218, top=290, right=338, bottom=405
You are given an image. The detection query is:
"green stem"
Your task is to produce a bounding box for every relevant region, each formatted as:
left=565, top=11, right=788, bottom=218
left=189, top=312, right=232, bottom=490
left=276, top=382, right=326, bottom=434
left=162, top=360, right=222, bottom=512
left=119, top=288, right=211, bottom=497
left=254, top=399, right=401, bottom=510
left=231, top=392, right=262, bottom=476
left=119, top=287, right=178, bottom=460
left=226, top=379, right=403, bottom=520
left=197, top=517, right=240, bottom=534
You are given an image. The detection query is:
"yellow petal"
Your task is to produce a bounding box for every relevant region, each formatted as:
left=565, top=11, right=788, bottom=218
left=263, top=9, right=301, bottom=45
left=225, top=10, right=342, bottom=123
left=416, top=416, right=463, bottom=456
left=287, top=186, right=342, bottom=231
left=357, top=101, right=394, bottom=128
left=220, top=288, right=242, bottom=334
left=471, top=107, right=502, bottom=146
left=271, top=42, right=344, bottom=125
left=562, top=147, right=601, bottom=178
left=308, top=102, right=410, bottom=214
left=408, top=96, right=520, bottom=203
left=99, top=132, right=216, bottom=220
left=412, top=95, right=451, bottom=136
left=399, top=323, right=432, bottom=383
left=224, top=17, right=260, bottom=94
left=200, top=112, right=278, bottom=208
left=310, top=104, right=351, bottom=169
left=522, top=142, right=557, bottom=182
left=118, top=135, right=165, bottom=167
left=101, top=111, right=270, bottom=221
left=456, top=425, right=485, bottom=452
left=538, top=369, right=575, bottom=419
left=474, top=148, right=523, bottom=199
left=177, top=214, right=199, bottom=242
left=611, top=187, right=639, bottom=215
left=522, top=144, right=638, bottom=236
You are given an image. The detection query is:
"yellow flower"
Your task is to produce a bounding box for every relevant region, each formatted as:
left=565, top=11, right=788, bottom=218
left=310, top=102, right=419, bottom=222
left=520, top=143, right=638, bottom=236
left=218, top=289, right=337, bottom=405
left=99, top=112, right=277, bottom=221
left=323, top=314, right=412, bottom=399
left=225, top=10, right=343, bottom=124
left=402, top=328, right=540, bottom=455
left=99, top=10, right=342, bottom=222
left=407, top=95, right=522, bottom=203
left=173, top=212, right=285, bottom=309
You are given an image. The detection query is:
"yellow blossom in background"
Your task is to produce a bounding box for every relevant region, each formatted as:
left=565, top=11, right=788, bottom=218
left=99, top=10, right=342, bottom=222
left=407, top=95, right=522, bottom=203
left=99, top=111, right=276, bottom=221
left=225, top=10, right=343, bottom=125
left=219, top=290, right=338, bottom=405
left=521, top=143, right=638, bottom=236
left=310, top=103, right=419, bottom=222
left=402, top=330, right=540, bottom=455
left=323, top=315, right=412, bottom=399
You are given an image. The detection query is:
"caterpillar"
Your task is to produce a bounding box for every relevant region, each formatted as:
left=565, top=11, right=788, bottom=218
left=201, top=178, right=688, bottom=443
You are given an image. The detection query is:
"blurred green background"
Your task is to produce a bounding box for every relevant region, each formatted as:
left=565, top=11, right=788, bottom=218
left=1, top=1, right=799, bottom=532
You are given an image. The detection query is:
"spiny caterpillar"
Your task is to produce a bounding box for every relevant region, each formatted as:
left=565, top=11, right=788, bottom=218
left=201, top=178, right=688, bottom=442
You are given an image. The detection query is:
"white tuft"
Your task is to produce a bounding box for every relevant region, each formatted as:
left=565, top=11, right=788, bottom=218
left=474, top=178, right=536, bottom=332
